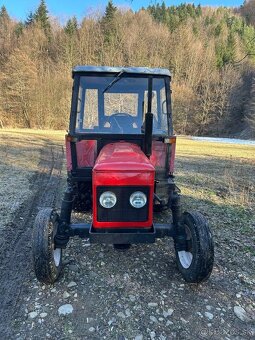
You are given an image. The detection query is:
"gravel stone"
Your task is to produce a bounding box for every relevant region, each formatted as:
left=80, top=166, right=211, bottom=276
left=108, top=319, right=115, bottom=326
left=180, top=317, right=188, bottom=324
left=129, top=295, right=136, bottom=302
left=67, top=281, right=77, bottom=288
left=28, top=311, right=38, bottom=319
left=125, top=309, right=131, bottom=317
left=39, top=313, right=47, bottom=318
left=58, top=304, right=73, bottom=316
left=163, top=308, right=174, bottom=318
left=148, top=302, right=158, bottom=307
left=205, top=312, right=214, bottom=320
left=166, top=320, right=173, bottom=326
left=63, top=291, right=71, bottom=299
left=234, top=306, right=250, bottom=322
left=134, top=335, right=143, bottom=340
left=150, top=316, right=158, bottom=323
left=89, top=327, right=95, bottom=332
left=150, top=331, right=156, bottom=339
left=117, top=312, right=126, bottom=319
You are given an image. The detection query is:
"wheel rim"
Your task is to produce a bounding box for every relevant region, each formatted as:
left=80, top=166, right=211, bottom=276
left=178, top=225, right=193, bottom=269
left=178, top=250, right=193, bottom=268
left=53, top=248, right=61, bottom=267
left=51, top=217, right=62, bottom=267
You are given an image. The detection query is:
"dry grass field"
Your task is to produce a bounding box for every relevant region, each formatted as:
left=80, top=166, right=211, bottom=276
left=0, top=129, right=64, bottom=231
left=0, top=129, right=254, bottom=339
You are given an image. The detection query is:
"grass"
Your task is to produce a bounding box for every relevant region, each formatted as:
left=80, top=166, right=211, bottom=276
left=176, top=137, right=255, bottom=209
left=0, top=129, right=65, bottom=230
left=174, top=138, right=255, bottom=263
left=177, top=136, right=255, bottom=160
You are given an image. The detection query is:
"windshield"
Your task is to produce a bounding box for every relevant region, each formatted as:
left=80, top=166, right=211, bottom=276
left=75, top=74, right=169, bottom=135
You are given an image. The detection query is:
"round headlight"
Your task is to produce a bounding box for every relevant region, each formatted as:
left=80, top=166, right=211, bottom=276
left=99, top=191, right=117, bottom=209
left=130, top=191, right=147, bottom=208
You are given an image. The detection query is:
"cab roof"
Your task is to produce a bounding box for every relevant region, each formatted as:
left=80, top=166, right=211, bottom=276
left=72, top=65, right=171, bottom=77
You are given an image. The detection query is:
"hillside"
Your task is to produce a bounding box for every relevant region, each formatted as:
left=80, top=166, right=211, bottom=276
left=0, top=1, right=255, bottom=137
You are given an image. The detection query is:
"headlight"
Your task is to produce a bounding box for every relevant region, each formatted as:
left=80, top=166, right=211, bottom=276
left=130, top=191, right=147, bottom=208
left=99, top=191, right=117, bottom=208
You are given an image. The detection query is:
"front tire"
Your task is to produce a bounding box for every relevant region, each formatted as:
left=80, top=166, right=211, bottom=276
left=32, top=208, right=63, bottom=284
left=174, top=211, right=214, bottom=283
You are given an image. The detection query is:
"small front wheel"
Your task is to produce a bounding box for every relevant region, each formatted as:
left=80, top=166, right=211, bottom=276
left=174, top=211, right=214, bottom=283
left=32, top=208, right=63, bottom=284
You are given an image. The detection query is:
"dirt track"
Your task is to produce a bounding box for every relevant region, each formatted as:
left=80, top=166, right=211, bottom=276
left=0, top=131, right=254, bottom=339
left=0, top=135, right=63, bottom=338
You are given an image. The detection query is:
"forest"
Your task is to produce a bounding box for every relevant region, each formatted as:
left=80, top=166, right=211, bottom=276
left=0, top=0, right=255, bottom=137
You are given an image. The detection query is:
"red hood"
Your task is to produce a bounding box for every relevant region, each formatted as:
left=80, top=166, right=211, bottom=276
left=93, top=142, right=155, bottom=172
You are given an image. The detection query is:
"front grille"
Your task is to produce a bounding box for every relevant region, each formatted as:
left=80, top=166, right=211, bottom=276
left=97, top=186, right=149, bottom=222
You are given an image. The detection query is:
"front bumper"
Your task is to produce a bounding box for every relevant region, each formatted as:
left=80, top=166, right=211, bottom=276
left=68, top=223, right=175, bottom=244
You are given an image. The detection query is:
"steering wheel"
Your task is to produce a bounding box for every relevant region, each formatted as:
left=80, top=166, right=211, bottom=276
left=107, top=112, right=137, bottom=133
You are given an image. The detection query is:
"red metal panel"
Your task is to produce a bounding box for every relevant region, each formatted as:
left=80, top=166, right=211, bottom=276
left=150, top=141, right=167, bottom=168
left=66, top=138, right=97, bottom=171
left=77, top=140, right=97, bottom=167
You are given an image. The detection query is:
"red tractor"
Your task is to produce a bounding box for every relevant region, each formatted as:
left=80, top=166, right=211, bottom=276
left=32, top=66, right=214, bottom=284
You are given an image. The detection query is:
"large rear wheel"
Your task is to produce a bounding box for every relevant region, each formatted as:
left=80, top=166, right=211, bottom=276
left=174, top=211, right=214, bottom=283
left=32, top=208, right=63, bottom=284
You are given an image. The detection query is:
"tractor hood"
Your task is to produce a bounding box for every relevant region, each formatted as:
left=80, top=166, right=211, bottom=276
left=92, top=142, right=155, bottom=229
left=93, top=142, right=155, bottom=172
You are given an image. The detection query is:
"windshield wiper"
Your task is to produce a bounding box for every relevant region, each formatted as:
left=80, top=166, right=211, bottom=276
left=102, top=70, right=126, bottom=94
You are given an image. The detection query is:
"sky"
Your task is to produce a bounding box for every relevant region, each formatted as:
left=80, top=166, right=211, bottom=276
left=0, top=0, right=244, bottom=23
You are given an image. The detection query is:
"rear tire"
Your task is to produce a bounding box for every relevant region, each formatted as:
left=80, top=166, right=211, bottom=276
left=32, top=208, right=63, bottom=284
left=174, top=211, right=214, bottom=283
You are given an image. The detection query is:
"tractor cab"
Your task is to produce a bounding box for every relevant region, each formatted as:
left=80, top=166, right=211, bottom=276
left=73, top=66, right=170, bottom=136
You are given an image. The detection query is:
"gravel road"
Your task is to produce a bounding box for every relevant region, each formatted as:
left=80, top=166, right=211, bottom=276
left=0, top=134, right=254, bottom=339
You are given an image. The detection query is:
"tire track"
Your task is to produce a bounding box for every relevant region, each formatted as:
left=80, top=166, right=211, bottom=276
left=0, top=142, right=64, bottom=338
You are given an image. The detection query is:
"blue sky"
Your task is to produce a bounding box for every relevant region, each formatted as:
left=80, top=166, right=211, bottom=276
left=1, top=0, right=244, bottom=23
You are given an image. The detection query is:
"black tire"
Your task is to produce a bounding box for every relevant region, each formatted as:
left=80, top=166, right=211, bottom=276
left=174, top=211, right=214, bottom=283
left=32, top=208, right=63, bottom=284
